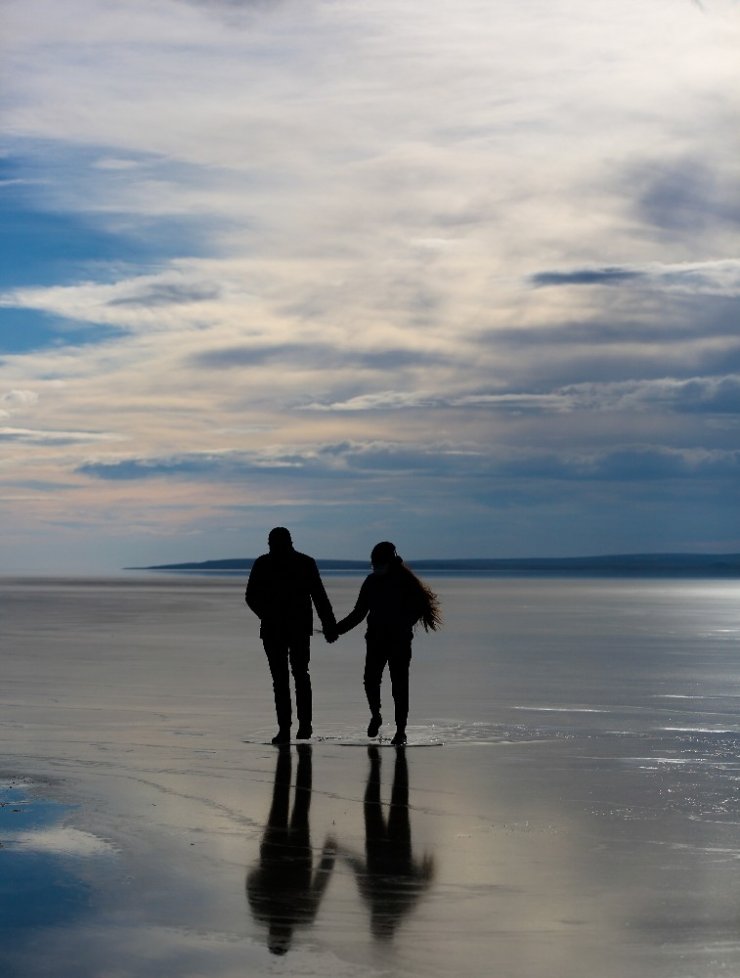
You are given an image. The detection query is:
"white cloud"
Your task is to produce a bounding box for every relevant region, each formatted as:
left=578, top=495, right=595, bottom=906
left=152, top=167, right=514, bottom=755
left=2, top=388, right=39, bottom=404
left=0, top=426, right=126, bottom=444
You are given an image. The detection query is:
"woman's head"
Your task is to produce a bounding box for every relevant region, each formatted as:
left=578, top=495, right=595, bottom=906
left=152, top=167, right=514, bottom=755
left=371, top=541, right=401, bottom=572
left=370, top=540, right=442, bottom=631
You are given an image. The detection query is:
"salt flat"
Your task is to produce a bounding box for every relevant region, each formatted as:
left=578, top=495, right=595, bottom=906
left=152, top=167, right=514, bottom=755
left=2, top=575, right=740, bottom=977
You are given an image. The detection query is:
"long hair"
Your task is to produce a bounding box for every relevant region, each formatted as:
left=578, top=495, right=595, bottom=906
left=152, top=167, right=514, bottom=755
left=371, top=542, right=442, bottom=632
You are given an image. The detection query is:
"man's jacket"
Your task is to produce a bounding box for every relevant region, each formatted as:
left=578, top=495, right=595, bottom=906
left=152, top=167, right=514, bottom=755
left=246, top=549, right=335, bottom=638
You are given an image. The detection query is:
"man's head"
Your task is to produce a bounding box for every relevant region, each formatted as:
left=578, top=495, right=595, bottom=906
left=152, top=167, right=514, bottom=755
left=268, top=526, right=293, bottom=552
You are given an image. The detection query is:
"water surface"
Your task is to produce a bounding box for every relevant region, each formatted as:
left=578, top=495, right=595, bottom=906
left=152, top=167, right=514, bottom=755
left=2, top=575, right=740, bottom=976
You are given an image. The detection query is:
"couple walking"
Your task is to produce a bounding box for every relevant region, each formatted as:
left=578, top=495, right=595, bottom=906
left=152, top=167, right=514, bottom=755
left=245, top=527, right=441, bottom=746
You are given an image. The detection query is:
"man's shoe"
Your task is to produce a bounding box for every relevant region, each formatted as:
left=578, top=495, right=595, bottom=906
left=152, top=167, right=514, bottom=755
left=296, top=724, right=313, bottom=739
left=367, top=714, right=382, bottom=738
left=271, top=728, right=291, bottom=745
left=390, top=729, right=407, bottom=746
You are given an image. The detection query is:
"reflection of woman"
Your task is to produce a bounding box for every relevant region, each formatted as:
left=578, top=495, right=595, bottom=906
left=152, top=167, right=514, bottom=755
left=341, top=746, right=435, bottom=941
left=336, top=542, right=441, bottom=745
left=246, top=745, right=336, bottom=955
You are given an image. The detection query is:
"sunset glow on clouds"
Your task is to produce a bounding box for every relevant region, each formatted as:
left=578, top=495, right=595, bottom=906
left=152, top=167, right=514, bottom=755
left=1, top=0, right=739, bottom=570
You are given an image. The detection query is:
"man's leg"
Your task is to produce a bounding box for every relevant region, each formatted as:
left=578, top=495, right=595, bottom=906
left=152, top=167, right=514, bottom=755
left=289, top=637, right=312, bottom=737
left=263, top=638, right=292, bottom=740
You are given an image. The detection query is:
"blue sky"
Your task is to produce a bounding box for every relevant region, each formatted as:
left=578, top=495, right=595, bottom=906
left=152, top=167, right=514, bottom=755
left=1, top=0, right=739, bottom=572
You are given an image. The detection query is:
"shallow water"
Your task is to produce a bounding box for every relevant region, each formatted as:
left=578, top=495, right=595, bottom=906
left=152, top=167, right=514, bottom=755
left=2, top=575, right=740, bottom=977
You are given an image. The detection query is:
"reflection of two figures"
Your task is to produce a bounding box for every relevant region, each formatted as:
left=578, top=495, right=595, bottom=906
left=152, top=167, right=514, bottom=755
left=246, top=744, right=335, bottom=955
left=247, top=744, right=435, bottom=952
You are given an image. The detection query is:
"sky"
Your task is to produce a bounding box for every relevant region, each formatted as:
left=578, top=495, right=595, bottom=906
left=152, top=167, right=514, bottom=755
left=1, top=0, right=739, bottom=573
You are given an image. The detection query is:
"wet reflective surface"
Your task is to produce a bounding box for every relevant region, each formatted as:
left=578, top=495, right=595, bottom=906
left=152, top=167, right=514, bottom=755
left=1, top=576, right=740, bottom=976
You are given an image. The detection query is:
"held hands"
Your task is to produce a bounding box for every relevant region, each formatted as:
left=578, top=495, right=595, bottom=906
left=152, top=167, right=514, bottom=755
left=323, top=624, right=339, bottom=644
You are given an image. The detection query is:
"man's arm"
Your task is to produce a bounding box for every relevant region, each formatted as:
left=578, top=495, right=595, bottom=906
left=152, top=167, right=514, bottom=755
left=308, top=559, right=336, bottom=634
left=245, top=558, right=266, bottom=617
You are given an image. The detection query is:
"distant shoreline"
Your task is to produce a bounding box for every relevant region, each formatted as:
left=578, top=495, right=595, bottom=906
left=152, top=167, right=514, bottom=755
left=129, top=553, right=740, bottom=578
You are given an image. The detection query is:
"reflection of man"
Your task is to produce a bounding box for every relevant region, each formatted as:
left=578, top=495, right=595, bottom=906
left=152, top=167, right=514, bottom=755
left=341, top=746, right=435, bottom=941
left=246, top=745, right=336, bottom=956
left=246, top=527, right=337, bottom=744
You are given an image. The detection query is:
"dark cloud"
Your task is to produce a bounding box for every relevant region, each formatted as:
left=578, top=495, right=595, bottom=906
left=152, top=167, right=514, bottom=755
left=308, top=371, right=740, bottom=419
left=662, top=376, right=740, bottom=415
left=6, top=479, right=81, bottom=492
left=530, top=267, right=644, bottom=288
left=471, top=446, right=740, bottom=483
left=190, top=344, right=310, bottom=368
left=189, top=344, right=447, bottom=370
left=77, top=452, right=308, bottom=481
left=470, top=287, right=740, bottom=388
left=174, top=0, right=289, bottom=24
left=629, top=158, right=740, bottom=233
left=77, top=441, right=740, bottom=490
left=109, top=283, right=222, bottom=308
left=355, top=348, right=445, bottom=370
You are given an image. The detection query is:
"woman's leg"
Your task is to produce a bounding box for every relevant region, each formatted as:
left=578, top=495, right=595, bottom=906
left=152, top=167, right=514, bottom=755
left=388, top=642, right=412, bottom=737
left=363, top=638, right=387, bottom=721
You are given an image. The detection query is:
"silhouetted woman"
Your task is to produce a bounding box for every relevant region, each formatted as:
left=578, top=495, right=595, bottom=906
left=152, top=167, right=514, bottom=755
left=336, top=542, right=441, bottom=745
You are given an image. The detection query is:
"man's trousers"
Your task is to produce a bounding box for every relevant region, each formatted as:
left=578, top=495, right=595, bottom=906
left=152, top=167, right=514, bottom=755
left=263, top=635, right=312, bottom=731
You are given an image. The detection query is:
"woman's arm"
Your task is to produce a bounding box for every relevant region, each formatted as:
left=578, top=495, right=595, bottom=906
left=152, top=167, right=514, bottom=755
left=336, top=577, right=372, bottom=634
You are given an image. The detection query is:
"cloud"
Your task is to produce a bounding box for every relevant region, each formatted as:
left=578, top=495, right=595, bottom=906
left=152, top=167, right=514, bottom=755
left=531, top=268, right=645, bottom=288
left=77, top=449, right=324, bottom=481
left=303, top=375, right=740, bottom=418
left=631, top=157, right=740, bottom=234
left=0, top=389, right=38, bottom=420
left=304, top=391, right=442, bottom=412
left=2, top=0, right=740, bottom=567
left=0, top=426, right=124, bottom=445
left=0, top=265, right=240, bottom=331
left=108, top=283, right=223, bottom=308
left=1, top=389, right=39, bottom=408
left=561, top=376, right=740, bottom=415
left=74, top=439, right=740, bottom=492
left=528, top=260, right=740, bottom=296
left=189, top=344, right=447, bottom=371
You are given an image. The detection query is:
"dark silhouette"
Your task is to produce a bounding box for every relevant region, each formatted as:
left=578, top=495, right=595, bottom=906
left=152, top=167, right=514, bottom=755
left=246, top=527, right=337, bottom=744
left=340, top=746, right=434, bottom=941
left=246, top=744, right=336, bottom=955
left=335, top=542, right=441, bottom=745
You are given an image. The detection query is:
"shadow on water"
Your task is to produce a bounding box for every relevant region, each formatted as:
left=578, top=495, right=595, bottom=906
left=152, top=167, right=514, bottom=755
left=341, top=746, right=435, bottom=942
left=245, top=745, right=336, bottom=955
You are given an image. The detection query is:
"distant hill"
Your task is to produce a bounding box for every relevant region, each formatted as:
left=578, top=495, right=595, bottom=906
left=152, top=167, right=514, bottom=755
left=131, top=553, right=740, bottom=577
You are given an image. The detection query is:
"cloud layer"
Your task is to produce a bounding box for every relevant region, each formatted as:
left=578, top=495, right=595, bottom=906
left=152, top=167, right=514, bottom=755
left=1, top=0, right=739, bottom=569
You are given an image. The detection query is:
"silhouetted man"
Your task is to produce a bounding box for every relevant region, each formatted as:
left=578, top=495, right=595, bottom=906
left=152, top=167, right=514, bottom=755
left=246, top=527, right=337, bottom=744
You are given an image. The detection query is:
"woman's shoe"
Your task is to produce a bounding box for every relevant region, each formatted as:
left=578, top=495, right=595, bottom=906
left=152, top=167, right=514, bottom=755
left=390, top=729, right=407, bottom=746
left=367, top=714, right=382, bottom=738
left=271, top=728, right=291, bottom=745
